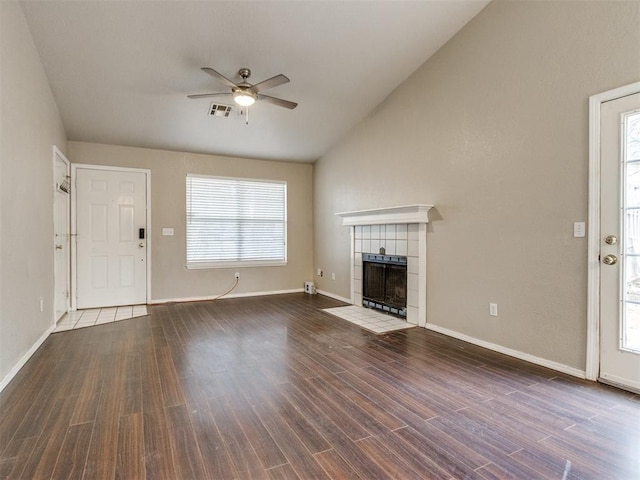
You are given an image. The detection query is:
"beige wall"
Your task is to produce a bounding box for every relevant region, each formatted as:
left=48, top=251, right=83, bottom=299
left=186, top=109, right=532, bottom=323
left=0, top=2, right=68, bottom=383
left=68, top=142, right=313, bottom=301
left=313, top=0, right=640, bottom=370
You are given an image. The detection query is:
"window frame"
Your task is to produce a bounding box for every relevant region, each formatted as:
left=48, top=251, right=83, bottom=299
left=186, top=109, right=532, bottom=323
left=185, top=174, right=288, bottom=269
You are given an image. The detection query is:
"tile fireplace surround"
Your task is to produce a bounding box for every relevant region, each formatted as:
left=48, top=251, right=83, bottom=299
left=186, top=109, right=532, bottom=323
left=336, top=205, right=433, bottom=327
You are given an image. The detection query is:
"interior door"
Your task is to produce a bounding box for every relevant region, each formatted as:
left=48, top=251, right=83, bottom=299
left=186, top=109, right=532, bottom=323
left=75, top=167, right=147, bottom=309
left=600, top=92, right=640, bottom=392
left=53, top=149, right=70, bottom=321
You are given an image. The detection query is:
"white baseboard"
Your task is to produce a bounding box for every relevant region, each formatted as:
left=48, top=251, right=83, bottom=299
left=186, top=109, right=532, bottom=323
left=150, top=288, right=304, bottom=305
left=310, top=292, right=584, bottom=379
left=424, top=323, right=586, bottom=379
left=316, top=289, right=351, bottom=304
left=0, top=324, right=56, bottom=394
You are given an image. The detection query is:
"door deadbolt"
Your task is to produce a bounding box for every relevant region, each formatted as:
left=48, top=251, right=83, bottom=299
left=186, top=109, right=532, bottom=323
left=604, top=235, right=618, bottom=245
left=603, top=254, right=618, bottom=265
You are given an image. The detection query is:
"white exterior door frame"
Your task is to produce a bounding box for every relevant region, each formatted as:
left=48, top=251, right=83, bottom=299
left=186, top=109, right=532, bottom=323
left=70, top=163, right=152, bottom=310
left=587, top=81, right=640, bottom=380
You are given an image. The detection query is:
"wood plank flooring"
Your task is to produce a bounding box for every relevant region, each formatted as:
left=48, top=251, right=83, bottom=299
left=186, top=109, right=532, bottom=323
left=0, top=293, right=638, bottom=479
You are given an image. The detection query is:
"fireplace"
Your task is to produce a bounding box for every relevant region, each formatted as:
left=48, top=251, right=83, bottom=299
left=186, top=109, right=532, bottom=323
left=362, top=253, right=407, bottom=318
left=336, top=204, right=433, bottom=327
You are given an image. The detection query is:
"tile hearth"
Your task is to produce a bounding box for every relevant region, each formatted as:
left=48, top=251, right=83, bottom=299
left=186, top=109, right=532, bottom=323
left=323, top=305, right=416, bottom=334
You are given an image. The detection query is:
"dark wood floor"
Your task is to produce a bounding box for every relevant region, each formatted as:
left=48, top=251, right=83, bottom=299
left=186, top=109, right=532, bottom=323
left=0, top=293, right=638, bottom=479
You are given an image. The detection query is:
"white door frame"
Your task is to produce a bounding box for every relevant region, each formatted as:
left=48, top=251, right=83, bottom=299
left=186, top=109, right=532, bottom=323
left=587, top=81, right=640, bottom=380
left=53, top=146, right=70, bottom=322
left=71, top=163, right=152, bottom=310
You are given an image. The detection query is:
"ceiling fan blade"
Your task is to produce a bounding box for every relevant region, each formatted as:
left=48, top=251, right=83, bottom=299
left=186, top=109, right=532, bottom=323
left=251, top=74, right=290, bottom=93
left=187, top=92, right=230, bottom=99
left=258, top=94, right=297, bottom=110
left=201, top=67, right=238, bottom=88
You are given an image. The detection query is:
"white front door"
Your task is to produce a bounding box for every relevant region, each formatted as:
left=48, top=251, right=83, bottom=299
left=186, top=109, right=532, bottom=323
left=600, top=92, right=640, bottom=392
left=75, top=167, right=148, bottom=309
left=53, top=148, right=70, bottom=321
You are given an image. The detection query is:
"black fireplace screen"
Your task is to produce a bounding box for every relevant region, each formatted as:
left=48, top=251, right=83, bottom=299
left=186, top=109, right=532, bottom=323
left=362, top=254, right=407, bottom=318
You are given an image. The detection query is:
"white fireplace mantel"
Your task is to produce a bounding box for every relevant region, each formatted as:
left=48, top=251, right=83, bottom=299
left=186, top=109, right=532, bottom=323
left=336, top=204, right=434, bottom=226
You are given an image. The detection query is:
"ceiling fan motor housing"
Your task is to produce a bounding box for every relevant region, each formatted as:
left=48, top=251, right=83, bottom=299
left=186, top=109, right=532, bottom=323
left=238, top=68, right=251, bottom=81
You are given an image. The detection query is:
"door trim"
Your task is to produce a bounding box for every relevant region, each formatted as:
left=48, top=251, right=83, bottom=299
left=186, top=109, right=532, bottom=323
left=53, top=146, right=70, bottom=322
left=587, top=81, right=640, bottom=381
left=70, top=163, right=152, bottom=310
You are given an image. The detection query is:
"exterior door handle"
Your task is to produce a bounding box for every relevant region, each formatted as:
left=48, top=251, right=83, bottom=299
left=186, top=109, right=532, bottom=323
left=603, top=254, right=617, bottom=265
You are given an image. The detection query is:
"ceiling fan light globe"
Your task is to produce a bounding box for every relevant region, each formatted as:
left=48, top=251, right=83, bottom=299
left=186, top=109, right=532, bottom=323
left=233, top=91, right=256, bottom=107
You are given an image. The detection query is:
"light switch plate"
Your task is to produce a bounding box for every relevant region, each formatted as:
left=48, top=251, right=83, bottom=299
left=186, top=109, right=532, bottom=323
left=573, top=222, right=585, bottom=238
left=162, top=228, right=174, bottom=236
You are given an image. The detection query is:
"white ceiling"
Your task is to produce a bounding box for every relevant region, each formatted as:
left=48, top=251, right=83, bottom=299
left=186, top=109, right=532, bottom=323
left=20, top=0, right=489, bottom=163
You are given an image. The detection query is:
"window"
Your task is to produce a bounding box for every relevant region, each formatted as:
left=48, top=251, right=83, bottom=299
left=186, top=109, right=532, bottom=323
left=186, top=175, right=287, bottom=268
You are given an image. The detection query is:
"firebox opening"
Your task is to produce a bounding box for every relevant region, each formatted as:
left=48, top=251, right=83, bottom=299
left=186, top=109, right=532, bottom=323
left=362, top=253, right=407, bottom=318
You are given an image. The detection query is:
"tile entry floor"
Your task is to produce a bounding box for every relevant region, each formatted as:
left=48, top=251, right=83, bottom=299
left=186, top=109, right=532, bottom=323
left=54, top=305, right=148, bottom=332
left=323, top=305, right=416, bottom=334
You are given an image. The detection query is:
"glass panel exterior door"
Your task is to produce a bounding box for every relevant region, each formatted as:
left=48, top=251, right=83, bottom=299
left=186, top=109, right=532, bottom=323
left=600, top=92, right=640, bottom=392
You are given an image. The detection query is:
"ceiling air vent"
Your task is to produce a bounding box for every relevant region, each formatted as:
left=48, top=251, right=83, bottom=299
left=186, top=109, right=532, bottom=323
left=208, top=103, right=233, bottom=117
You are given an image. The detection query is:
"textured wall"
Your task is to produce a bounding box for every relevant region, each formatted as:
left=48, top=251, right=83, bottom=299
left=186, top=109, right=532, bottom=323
left=313, top=0, right=640, bottom=370
left=1, top=2, right=67, bottom=384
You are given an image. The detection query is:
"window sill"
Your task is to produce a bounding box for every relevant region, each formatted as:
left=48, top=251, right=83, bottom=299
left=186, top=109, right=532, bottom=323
left=186, top=260, right=288, bottom=270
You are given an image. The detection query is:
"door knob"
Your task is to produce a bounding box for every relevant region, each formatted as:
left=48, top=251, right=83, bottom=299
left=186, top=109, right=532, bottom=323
left=603, top=254, right=618, bottom=265
left=139, top=242, right=145, bottom=248
left=604, top=235, right=618, bottom=245
left=55, top=244, right=63, bottom=250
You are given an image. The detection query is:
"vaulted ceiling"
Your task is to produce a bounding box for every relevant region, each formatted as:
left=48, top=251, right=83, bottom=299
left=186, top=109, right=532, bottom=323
left=20, top=1, right=489, bottom=163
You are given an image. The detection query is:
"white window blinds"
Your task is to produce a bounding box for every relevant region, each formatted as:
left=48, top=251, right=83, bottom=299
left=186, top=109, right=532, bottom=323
left=186, top=175, right=287, bottom=268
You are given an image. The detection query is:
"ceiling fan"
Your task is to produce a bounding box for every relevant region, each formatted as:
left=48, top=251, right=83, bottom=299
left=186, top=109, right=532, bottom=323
left=187, top=67, right=297, bottom=110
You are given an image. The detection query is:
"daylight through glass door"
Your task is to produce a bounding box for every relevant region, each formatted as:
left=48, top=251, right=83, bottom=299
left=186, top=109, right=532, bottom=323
left=623, top=111, right=640, bottom=352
